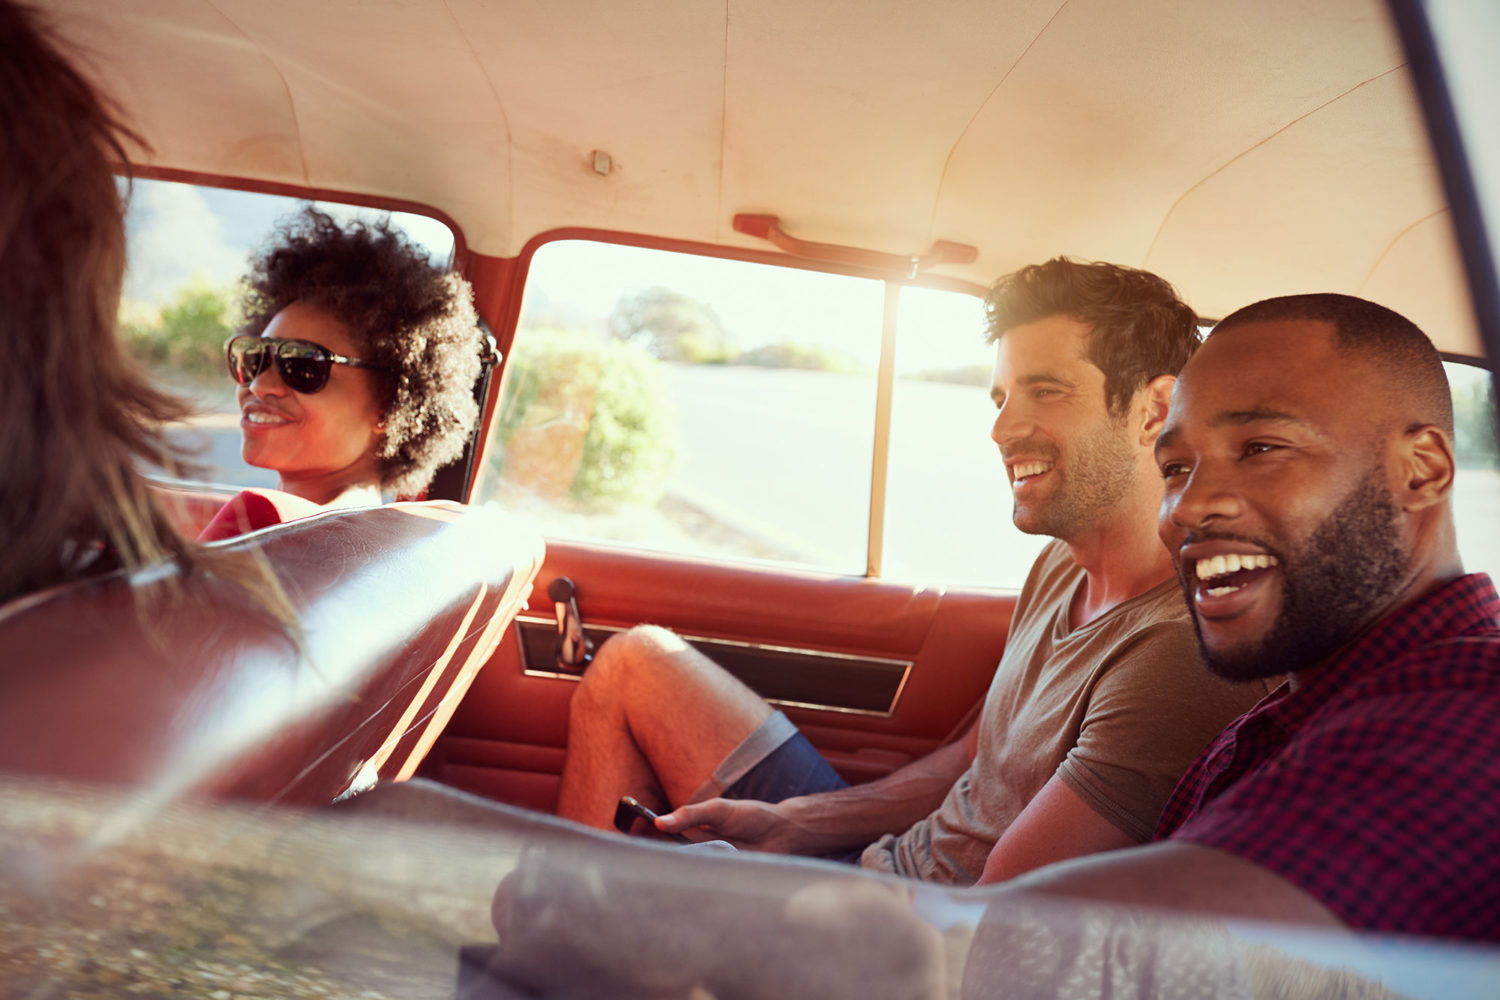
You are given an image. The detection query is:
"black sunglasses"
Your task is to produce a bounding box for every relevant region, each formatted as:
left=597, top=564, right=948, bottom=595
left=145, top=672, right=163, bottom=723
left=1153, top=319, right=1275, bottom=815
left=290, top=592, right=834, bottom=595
left=225, top=334, right=388, bottom=395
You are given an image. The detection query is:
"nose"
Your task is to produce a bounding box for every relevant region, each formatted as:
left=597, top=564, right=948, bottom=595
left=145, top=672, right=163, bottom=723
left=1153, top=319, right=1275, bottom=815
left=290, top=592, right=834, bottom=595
left=246, top=353, right=288, bottom=397
left=989, top=398, right=1033, bottom=449
left=1161, top=464, right=1243, bottom=533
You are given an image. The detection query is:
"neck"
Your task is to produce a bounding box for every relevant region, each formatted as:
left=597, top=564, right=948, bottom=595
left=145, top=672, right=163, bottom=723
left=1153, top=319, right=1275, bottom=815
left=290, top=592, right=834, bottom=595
left=1063, top=479, right=1175, bottom=628
left=277, top=476, right=382, bottom=508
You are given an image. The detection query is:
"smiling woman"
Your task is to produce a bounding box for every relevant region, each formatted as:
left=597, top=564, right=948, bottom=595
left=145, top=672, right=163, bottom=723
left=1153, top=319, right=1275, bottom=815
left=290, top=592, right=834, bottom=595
left=230, top=304, right=389, bottom=506
left=197, top=208, right=489, bottom=539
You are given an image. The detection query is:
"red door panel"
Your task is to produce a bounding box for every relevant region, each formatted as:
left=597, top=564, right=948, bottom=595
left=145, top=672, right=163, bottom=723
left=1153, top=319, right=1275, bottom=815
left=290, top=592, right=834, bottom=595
left=430, top=540, right=1016, bottom=813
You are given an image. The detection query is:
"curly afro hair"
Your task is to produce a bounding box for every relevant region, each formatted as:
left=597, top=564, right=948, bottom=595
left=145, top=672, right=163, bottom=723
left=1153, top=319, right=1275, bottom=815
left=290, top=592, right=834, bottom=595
left=240, top=208, right=485, bottom=496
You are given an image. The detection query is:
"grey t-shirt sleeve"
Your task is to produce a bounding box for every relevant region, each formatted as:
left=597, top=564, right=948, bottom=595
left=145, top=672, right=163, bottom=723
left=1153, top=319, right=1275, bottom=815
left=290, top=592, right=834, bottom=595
left=1057, top=618, right=1270, bottom=842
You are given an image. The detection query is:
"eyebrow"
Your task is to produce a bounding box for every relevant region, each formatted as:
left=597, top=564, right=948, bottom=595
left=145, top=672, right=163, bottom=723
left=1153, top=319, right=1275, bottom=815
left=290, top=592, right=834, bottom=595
left=1211, top=408, right=1309, bottom=428
left=1156, top=408, right=1312, bottom=454
left=990, top=372, right=1079, bottom=404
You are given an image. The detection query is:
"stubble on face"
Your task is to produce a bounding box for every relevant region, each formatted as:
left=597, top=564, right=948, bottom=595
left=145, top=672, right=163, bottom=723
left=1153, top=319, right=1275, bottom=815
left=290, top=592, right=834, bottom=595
left=1187, top=466, right=1408, bottom=682
left=1011, top=413, right=1137, bottom=540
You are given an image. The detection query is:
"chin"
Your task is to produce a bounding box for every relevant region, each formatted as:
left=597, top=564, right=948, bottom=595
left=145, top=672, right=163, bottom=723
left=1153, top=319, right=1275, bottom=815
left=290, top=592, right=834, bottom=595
left=1190, top=617, right=1284, bottom=682
left=1199, top=639, right=1287, bottom=683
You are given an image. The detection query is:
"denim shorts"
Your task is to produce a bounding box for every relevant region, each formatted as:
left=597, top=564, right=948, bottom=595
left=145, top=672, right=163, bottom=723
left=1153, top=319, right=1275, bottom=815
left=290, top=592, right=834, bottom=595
left=696, top=711, right=861, bottom=863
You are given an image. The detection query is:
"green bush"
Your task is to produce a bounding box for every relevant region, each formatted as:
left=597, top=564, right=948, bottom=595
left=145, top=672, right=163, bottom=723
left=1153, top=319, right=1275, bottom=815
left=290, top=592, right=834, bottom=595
left=493, top=328, right=677, bottom=509
left=120, top=281, right=244, bottom=378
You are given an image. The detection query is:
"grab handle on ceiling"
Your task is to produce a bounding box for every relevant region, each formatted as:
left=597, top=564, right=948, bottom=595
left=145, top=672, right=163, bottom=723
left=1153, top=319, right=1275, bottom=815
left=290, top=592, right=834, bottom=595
left=733, top=213, right=977, bottom=278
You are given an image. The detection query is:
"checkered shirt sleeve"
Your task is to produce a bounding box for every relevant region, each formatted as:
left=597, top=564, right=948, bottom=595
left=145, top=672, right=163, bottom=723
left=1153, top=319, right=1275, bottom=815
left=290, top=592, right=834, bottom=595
left=1157, top=575, right=1500, bottom=941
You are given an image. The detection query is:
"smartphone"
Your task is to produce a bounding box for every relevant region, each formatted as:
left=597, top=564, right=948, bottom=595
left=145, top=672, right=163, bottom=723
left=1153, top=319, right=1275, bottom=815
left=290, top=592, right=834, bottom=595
left=614, top=795, right=692, bottom=843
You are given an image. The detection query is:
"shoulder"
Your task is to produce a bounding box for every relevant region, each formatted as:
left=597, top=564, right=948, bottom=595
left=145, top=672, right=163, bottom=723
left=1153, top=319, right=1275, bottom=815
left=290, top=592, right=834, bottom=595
left=1093, top=580, right=1198, bottom=663
left=1316, top=584, right=1500, bottom=704
left=1304, top=633, right=1500, bottom=744
left=1013, top=540, right=1082, bottom=611
left=196, top=488, right=324, bottom=542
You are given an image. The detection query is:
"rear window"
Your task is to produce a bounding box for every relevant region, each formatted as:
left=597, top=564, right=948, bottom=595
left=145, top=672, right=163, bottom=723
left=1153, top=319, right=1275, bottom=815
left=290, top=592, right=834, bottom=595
left=119, top=177, right=456, bottom=489
left=1448, top=360, right=1500, bottom=577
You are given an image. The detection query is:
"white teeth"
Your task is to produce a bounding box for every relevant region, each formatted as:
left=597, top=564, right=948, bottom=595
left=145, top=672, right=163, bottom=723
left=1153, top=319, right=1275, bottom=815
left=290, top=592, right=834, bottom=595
left=1206, top=585, right=1239, bottom=597
left=1195, top=553, right=1278, bottom=582
left=1011, top=461, right=1052, bottom=480
left=245, top=411, right=286, bottom=425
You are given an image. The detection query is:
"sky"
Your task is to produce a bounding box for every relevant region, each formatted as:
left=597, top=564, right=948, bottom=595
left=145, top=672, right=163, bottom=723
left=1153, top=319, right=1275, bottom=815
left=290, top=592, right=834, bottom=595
left=121, top=178, right=991, bottom=377
left=120, top=179, right=455, bottom=306
left=522, top=239, right=991, bottom=376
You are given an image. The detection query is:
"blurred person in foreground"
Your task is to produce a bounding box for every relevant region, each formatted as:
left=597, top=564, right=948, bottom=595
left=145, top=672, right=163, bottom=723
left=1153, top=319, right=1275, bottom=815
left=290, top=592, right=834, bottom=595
left=0, top=0, right=224, bottom=603
left=465, top=293, right=1497, bottom=997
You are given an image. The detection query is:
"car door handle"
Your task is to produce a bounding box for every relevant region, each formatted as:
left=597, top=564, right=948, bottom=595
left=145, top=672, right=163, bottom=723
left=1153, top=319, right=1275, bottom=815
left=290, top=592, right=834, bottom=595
left=548, top=576, right=594, bottom=672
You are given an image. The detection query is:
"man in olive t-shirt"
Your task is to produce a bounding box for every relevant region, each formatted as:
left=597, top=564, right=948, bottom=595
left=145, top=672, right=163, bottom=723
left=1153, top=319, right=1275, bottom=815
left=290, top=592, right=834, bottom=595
left=556, top=257, right=1271, bottom=886
left=864, top=540, right=1268, bottom=883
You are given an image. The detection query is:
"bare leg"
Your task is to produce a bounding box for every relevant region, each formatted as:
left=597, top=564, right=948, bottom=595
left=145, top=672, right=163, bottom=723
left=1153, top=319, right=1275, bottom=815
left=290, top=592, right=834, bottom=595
left=556, top=625, right=775, bottom=830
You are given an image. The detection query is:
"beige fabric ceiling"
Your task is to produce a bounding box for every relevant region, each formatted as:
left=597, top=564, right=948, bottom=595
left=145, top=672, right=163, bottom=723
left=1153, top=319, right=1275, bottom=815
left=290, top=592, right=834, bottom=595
left=42, top=0, right=1482, bottom=355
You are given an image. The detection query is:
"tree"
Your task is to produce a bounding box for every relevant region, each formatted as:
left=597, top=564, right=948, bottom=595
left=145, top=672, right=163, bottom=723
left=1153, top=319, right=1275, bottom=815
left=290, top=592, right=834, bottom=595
left=119, top=280, right=244, bottom=378
left=607, top=286, right=735, bottom=363
left=492, top=328, right=677, bottom=509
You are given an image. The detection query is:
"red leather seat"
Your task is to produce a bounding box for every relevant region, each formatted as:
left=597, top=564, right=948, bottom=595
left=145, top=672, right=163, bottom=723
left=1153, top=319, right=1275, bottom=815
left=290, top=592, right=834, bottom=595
left=0, top=501, right=543, bottom=807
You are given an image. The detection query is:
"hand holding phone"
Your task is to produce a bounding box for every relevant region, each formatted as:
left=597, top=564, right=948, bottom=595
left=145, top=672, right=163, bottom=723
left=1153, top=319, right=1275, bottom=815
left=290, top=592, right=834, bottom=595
left=613, top=795, right=693, bottom=843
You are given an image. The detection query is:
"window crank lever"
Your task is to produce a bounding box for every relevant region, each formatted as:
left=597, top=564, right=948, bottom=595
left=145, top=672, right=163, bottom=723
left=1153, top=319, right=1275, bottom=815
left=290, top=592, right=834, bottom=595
left=548, top=577, right=594, bottom=672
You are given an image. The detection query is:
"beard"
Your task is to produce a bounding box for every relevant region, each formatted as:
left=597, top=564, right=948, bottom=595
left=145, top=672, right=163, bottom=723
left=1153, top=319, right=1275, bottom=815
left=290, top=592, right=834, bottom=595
left=1191, top=468, right=1408, bottom=682
left=1010, top=417, right=1136, bottom=540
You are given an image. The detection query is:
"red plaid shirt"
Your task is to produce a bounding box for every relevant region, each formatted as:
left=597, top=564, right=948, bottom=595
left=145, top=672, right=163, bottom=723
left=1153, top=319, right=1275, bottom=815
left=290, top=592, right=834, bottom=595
left=1155, top=573, right=1500, bottom=941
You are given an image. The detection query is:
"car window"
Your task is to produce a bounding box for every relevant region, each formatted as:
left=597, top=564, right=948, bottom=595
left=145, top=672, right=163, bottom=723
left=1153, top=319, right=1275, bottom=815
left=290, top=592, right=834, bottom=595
left=478, top=240, right=884, bottom=575
left=480, top=244, right=1500, bottom=590
left=118, top=177, right=456, bottom=489
left=1448, top=359, right=1500, bottom=578
left=476, top=240, right=1048, bottom=588
left=884, top=286, right=1051, bottom=587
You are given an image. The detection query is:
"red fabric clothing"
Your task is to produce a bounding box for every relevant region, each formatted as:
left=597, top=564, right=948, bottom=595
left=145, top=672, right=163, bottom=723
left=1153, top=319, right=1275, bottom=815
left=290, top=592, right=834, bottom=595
left=195, top=488, right=323, bottom=542
left=1156, top=573, right=1500, bottom=941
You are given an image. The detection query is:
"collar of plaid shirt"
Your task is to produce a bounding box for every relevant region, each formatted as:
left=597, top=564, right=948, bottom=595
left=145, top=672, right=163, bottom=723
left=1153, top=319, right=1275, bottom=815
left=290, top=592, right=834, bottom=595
left=1155, top=571, right=1500, bottom=839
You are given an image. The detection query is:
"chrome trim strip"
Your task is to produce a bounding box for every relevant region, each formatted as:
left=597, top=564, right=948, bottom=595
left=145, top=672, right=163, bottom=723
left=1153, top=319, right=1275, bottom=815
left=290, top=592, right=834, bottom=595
left=512, top=614, right=912, bottom=718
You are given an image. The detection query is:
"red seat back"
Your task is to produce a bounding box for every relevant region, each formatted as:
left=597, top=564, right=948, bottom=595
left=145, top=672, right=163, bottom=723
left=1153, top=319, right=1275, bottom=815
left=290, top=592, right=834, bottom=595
left=0, top=502, right=543, bottom=806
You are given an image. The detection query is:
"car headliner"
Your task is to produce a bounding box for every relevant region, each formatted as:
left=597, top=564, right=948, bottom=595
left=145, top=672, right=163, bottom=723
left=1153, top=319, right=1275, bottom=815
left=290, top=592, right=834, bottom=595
left=42, top=0, right=1483, bottom=356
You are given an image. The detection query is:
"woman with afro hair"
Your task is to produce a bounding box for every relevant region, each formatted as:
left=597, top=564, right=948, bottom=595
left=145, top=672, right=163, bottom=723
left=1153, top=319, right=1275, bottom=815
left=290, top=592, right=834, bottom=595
left=201, top=207, right=486, bottom=540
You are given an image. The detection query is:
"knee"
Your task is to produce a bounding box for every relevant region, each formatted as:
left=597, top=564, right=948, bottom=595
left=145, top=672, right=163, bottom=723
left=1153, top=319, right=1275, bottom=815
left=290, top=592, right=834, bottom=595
left=589, top=625, right=688, bottom=683
left=571, top=624, right=687, bottom=713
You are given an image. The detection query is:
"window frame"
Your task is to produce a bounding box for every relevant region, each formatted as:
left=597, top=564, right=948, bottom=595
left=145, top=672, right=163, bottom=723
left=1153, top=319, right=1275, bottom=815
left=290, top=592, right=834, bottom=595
left=119, top=167, right=476, bottom=498
left=485, top=227, right=990, bottom=581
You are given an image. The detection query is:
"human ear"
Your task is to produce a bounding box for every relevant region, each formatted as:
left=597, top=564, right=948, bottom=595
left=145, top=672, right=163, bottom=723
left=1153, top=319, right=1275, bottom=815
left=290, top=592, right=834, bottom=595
left=1136, top=374, right=1176, bottom=445
left=1394, top=425, right=1455, bottom=511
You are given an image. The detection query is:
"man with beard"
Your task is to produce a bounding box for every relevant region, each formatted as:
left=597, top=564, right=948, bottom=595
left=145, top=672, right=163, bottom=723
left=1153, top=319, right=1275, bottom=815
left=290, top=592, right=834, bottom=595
left=471, top=292, right=1497, bottom=1000
left=553, top=257, right=1271, bottom=887
left=1141, top=292, right=1500, bottom=939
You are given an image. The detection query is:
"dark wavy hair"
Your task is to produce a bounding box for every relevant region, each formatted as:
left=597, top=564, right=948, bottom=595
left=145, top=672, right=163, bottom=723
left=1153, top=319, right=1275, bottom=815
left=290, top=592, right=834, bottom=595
left=240, top=209, right=484, bottom=495
left=984, top=256, right=1202, bottom=416
left=0, top=0, right=203, bottom=602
